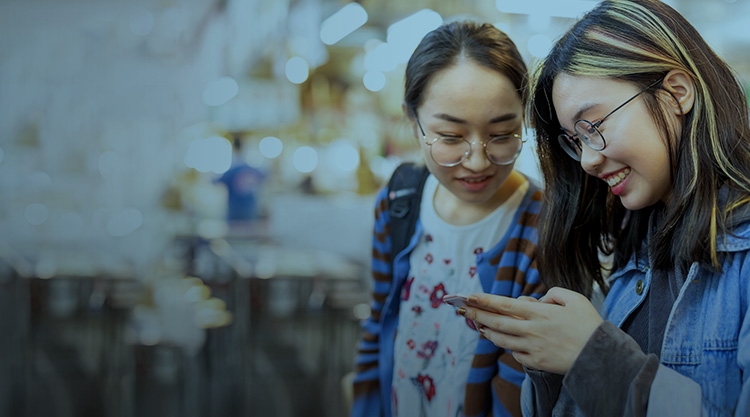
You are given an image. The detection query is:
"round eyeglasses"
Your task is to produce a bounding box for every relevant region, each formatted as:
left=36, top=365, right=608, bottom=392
left=557, top=78, right=662, bottom=161
left=415, top=116, right=524, bottom=167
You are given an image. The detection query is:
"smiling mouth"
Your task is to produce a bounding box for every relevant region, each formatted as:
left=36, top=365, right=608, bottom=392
left=462, top=176, right=490, bottom=183
left=605, top=168, right=631, bottom=187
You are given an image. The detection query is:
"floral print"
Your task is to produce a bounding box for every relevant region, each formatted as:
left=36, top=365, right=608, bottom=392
left=402, top=276, right=414, bottom=301
left=417, top=374, right=436, bottom=401
left=416, top=340, right=438, bottom=359
left=429, top=283, right=446, bottom=308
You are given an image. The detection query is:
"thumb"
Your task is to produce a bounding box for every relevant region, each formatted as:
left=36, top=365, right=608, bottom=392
left=539, top=287, right=583, bottom=306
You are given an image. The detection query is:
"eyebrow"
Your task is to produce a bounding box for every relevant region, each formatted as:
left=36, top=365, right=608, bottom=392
left=432, top=112, right=519, bottom=124
left=569, top=103, right=600, bottom=126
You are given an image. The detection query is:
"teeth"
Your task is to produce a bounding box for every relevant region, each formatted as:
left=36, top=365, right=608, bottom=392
left=464, top=177, right=487, bottom=183
left=606, top=168, right=630, bottom=187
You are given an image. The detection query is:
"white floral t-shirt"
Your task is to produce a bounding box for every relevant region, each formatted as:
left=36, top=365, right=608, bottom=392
left=391, top=174, right=527, bottom=417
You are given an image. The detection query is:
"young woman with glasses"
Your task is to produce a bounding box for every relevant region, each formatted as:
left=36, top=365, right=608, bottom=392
left=460, top=0, right=750, bottom=415
left=351, top=20, right=546, bottom=417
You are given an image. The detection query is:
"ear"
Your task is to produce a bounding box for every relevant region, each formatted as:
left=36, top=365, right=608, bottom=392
left=660, top=69, right=695, bottom=115
left=402, top=102, right=421, bottom=139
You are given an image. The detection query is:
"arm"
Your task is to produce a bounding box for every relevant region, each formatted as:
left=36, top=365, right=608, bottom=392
left=464, top=287, right=749, bottom=416
left=351, top=188, right=391, bottom=417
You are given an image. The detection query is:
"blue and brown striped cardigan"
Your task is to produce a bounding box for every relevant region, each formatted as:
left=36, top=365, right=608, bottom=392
left=351, top=176, right=547, bottom=417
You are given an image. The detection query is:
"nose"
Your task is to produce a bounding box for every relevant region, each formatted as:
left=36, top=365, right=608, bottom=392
left=579, top=142, right=605, bottom=174
left=461, top=140, right=492, bottom=172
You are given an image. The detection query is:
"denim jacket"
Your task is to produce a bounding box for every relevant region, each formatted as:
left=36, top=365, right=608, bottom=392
left=521, top=220, right=750, bottom=417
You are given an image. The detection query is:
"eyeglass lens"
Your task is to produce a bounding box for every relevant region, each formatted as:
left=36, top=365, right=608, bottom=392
left=430, top=136, right=522, bottom=166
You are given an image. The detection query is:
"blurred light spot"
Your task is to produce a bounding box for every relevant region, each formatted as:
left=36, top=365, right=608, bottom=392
left=202, top=76, right=239, bottom=107
left=197, top=219, right=228, bottom=239
left=57, top=212, right=84, bottom=240
left=386, top=9, right=443, bottom=65
left=363, top=70, right=386, bottom=92
left=293, top=146, right=318, bottom=173
left=259, top=136, right=283, bottom=158
left=254, top=257, right=276, bottom=279
left=364, top=42, right=398, bottom=72
left=496, top=0, right=597, bottom=18
left=183, top=136, right=233, bottom=174
left=528, top=34, right=553, bottom=58
left=25, top=203, right=49, bottom=225
left=106, top=208, right=144, bottom=237
left=28, top=171, right=52, bottom=188
left=129, top=10, right=154, bottom=36
left=285, top=57, right=310, bottom=84
left=184, top=285, right=211, bottom=303
left=320, top=3, right=368, bottom=45
left=353, top=303, right=371, bottom=320
left=528, top=14, right=552, bottom=32
left=98, top=151, right=120, bottom=179
left=35, top=257, right=57, bottom=279
left=328, top=140, right=360, bottom=173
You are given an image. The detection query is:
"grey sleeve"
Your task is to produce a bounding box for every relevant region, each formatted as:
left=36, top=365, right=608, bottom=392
left=563, top=320, right=659, bottom=417
left=521, top=368, right=564, bottom=417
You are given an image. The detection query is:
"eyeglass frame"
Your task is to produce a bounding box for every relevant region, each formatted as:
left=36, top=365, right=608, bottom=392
left=413, top=112, right=525, bottom=167
left=557, top=78, right=663, bottom=161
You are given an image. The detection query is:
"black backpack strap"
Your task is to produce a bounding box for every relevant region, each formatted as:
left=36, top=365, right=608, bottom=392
left=387, top=162, right=430, bottom=260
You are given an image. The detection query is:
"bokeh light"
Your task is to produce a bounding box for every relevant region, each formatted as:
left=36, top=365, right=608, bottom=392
left=328, top=140, right=360, bottom=173
left=259, top=136, right=284, bottom=158
left=202, top=76, right=240, bottom=107
left=285, top=57, right=310, bottom=84
left=293, top=146, right=318, bottom=173
left=106, top=208, right=144, bottom=237
left=129, top=10, right=154, bottom=36
left=363, top=70, right=386, bottom=92
left=528, top=34, right=553, bottom=58
left=25, top=203, right=49, bottom=225
left=320, top=3, right=368, bottom=45
left=184, top=136, right=233, bottom=174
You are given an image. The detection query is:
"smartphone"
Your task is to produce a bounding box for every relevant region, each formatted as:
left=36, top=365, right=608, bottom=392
left=442, top=293, right=472, bottom=308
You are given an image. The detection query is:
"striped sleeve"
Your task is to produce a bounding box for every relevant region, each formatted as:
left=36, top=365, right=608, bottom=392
left=351, top=187, right=392, bottom=417
left=465, top=187, right=548, bottom=417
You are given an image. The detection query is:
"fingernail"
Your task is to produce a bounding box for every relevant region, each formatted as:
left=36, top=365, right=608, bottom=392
left=468, top=296, right=479, bottom=304
left=478, top=326, right=486, bottom=335
left=457, top=307, right=466, bottom=316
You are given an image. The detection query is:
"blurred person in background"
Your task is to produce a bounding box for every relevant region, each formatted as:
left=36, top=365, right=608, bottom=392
left=214, top=135, right=265, bottom=222
left=351, top=20, right=546, bottom=417
left=460, top=0, right=750, bottom=415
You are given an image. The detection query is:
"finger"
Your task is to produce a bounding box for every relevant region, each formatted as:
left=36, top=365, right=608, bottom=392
left=539, top=287, right=585, bottom=306
left=470, top=293, right=545, bottom=319
left=517, top=296, right=539, bottom=303
left=510, top=350, right=528, bottom=365
left=478, top=326, right=528, bottom=352
left=464, top=307, right=529, bottom=336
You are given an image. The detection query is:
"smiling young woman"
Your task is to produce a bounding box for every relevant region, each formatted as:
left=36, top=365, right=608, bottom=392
left=351, top=20, right=546, bottom=417
left=460, top=0, right=750, bottom=416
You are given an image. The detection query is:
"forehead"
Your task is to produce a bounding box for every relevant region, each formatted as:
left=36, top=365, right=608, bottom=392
left=551, top=74, right=635, bottom=125
left=419, top=61, right=523, bottom=116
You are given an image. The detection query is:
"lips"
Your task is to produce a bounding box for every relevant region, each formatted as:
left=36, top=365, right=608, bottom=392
left=457, top=175, right=492, bottom=192
left=460, top=175, right=490, bottom=183
left=603, top=167, right=631, bottom=188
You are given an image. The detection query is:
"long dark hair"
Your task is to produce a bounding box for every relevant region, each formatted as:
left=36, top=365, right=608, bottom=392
left=404, top=20, right=528, bottom=118
left=530, top=0, right=750, bottom=296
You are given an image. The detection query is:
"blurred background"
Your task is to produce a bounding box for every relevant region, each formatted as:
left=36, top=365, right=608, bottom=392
left=1, top=0, right=748, bottom=416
